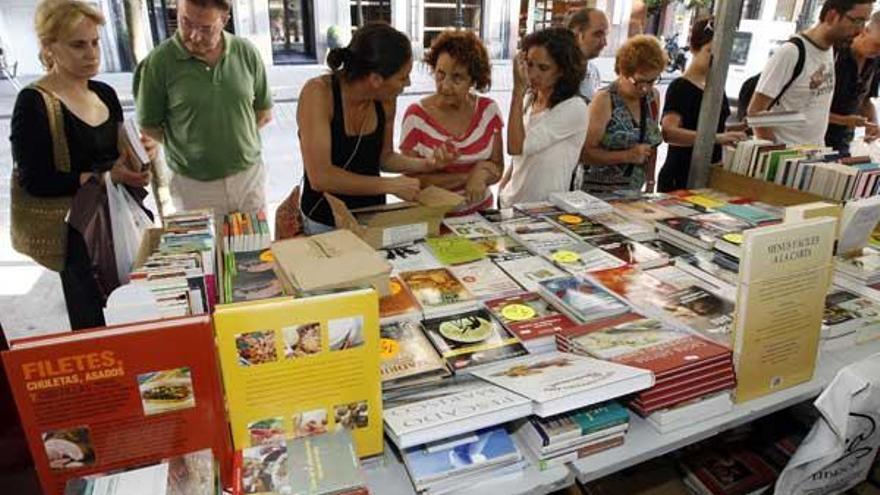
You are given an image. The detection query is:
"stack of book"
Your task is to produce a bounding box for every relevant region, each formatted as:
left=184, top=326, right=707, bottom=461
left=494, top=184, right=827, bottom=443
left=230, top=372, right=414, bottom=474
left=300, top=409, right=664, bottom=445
left=128, top=250, right=210, bottom=317
left=557, top=312, right=735, bottom=418
left=821, top=289, right=880, bottom=350
left=379, top=319, right=450, bottom=392
left=656, top=212, right=748, bottom=254
left=549, top=190, right=613, bottom=216
left=675, top=251, right=739, bottom=299
left=401, top=427, right=525, bottom=495
left=221, top=211, right=271, bottom=254
left=516, top=401, right=630, bottom=470
left=485, top=291, right=579, bottom=353
left=501, top=217, right=580, bottom=255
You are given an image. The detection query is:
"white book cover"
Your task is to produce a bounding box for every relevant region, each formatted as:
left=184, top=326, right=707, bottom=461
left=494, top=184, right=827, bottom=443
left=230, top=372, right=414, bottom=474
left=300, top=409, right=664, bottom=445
left=449, top=260, right=522, bottom=299
left=496, top=256, right=568, bottom=292
left=384, top=383, right=533, bottom=448
left=549, top=191, right=613, bottom=215
left=443, top=214, right=503, bottom=239
left=589, top=212, right=655, bottom=240
left=470, top=351, right=654, bottom=417
left=382, top=242, right=443, bottom=274
left=838, top=196, right=880, bottom=255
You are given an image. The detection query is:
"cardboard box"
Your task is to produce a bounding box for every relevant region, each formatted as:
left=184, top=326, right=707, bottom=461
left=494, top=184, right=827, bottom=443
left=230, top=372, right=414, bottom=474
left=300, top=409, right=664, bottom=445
left=326, top=186, right=464, bottom=249
left=271, top=229, right=392, bottom=296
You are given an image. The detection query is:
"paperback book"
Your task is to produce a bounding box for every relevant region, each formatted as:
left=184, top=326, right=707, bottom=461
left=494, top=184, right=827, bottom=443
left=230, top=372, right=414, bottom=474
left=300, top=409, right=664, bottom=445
left=379, top=320, right=450, bottom=390
left=400, top=268, right=479, bottom=319
left=422, top=309, right=528, bottom=372
left=485, top=292, right=578, bottom=353
left=448, top=260, right=522, bottom=299
left=537, top=276, right=631, bottom=324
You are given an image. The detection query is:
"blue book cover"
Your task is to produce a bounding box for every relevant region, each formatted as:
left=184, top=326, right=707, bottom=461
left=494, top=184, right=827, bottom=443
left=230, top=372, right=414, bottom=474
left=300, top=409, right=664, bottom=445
left=717, top=204, right=779, bottom=226
left=403, top=427, right=519, bottom=481
left=571, top=400, right=629, bottom=434
left=539, top=276, right=628, bottom=321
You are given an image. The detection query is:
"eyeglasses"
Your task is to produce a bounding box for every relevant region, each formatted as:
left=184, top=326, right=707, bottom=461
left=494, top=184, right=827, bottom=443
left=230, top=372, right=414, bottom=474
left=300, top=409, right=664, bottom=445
left=844, top=13, right=869, bottom=26
left=179, top=15, right=223, bottom=36
left=628, top=76, right=659, bottom=87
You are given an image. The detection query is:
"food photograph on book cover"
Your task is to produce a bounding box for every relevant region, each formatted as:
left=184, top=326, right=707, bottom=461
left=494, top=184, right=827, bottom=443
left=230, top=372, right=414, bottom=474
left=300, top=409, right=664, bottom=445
left=293, top=409, right=328, bottom=438
left=136, top=367, right=196, bottom=416
left=333, top=401, right=369, bottom=430
left=328, top=316, right=365, bottom=351
left=282, top=323, right=322, bottom=358
left=41, top=426, right=96, bottom=470
left=240, top=443, right=288, bottom=495
left=236, top=330, right=279, bottom=366
left=247, top=417, right=286, bottom=447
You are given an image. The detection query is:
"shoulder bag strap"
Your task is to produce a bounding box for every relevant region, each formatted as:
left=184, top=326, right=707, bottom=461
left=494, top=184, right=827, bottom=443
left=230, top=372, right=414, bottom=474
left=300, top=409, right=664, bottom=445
left=30, top=83, right=72, bottom=173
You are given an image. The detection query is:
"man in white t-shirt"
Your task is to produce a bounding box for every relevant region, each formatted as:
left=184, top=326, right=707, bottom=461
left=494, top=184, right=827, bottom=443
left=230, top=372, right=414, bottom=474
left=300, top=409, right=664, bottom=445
left=748, top=0, right=873, bottom=145
left=567, top=7, right=608, bottom=103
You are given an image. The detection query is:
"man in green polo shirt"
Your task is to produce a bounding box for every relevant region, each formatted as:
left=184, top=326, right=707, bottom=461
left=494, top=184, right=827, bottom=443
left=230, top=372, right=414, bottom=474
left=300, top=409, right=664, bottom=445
left=134, top=0, right=273, bottom=218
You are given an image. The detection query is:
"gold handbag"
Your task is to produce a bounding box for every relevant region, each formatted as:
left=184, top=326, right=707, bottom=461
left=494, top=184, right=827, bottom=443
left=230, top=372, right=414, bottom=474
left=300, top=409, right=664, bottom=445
left=10, top=84, right=73, bottom=272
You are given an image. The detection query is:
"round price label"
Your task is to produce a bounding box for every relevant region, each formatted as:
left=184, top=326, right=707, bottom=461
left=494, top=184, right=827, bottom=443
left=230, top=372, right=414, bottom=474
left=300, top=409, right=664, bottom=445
left=551, top=250, right=581, bottom=264
left=259, top=250, right=275, bottom=263
left=558, top=214, right=583, bottom=225
left=380, top=338, right=400, bottom=359
left=501, top=304, right=536, bottom=321
left=722, top=233, right=743, bottom=245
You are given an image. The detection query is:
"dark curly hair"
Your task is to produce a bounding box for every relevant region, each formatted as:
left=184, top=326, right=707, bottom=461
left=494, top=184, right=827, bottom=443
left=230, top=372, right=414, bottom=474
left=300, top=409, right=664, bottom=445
left=689, top=16, right=714, bottom=52
left=521, top=28, right=585, bottom=108
left=326, top=22, right=412, bottom=81
left=424, top=30, right=491, bottom=92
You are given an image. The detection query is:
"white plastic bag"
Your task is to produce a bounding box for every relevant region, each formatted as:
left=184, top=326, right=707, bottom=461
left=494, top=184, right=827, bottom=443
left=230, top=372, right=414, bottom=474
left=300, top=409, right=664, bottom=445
left=106, top=173, right=153, bottom=285
left=775, top=353, right=880, bottom=495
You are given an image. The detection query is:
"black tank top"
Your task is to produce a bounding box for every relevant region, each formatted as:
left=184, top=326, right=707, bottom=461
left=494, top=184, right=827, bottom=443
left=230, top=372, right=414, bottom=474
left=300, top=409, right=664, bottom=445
left=301, top=74, right=386, bottom=226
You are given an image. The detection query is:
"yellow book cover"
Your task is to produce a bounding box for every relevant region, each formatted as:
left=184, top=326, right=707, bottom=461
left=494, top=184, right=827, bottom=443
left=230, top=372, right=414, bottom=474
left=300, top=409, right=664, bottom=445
left=684, top=195, right=725, bottom=209
left=732, top=217, right=836, bottom=403
left=212, top=289, right=383, bottom=458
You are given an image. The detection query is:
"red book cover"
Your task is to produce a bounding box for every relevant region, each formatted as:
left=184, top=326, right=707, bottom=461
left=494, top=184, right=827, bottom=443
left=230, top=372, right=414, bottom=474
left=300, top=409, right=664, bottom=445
left=557, top=312, right=732, bottom=378
left=485, top=292, right=578, bottom=342
left=630, top=374, right=736, bottom=415
left=639, top=361, right=735, bottom=402
left=681, top=448, right=777, bottom=495
left=2, top=316, right=232, bottom=495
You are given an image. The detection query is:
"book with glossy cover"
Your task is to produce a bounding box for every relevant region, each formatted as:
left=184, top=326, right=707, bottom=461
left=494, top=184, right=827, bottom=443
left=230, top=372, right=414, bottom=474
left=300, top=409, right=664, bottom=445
left=212, top=290, right=383, bottom=458
left=2, top=317, right=232, bottom=495
left=425, top=236, right=487, bottom=265
left=470, top=351, right=653, bottom=417
left=422, top=308, right=528, bottom=372
left=379, top=320, right=449, bottom=386
left=448, top=260, right=521, bottom=299
left=610, top=199, right=678, bottom=222
left=379, top=277, right=422, bottom=321
left=528, top=401, right=629, bottom=447
left=538, top=276, right=630, bottom=323
left=591, top=235, right=670, bottom=268
left=550, top=213, right=617, bottom=241
left=496, top=256, right=568, bottom=292
left=656, top=217, right=726, bottom=249
left=484, top=292, right=578, bottom=344
left=471, top=235, right=531, bottom=261
left=442, top=214, right=503, bottom=239
left=287, top=430, right=366, bottom=495
left=546, top=243, right=627, bottom=274
left=381, top=243, right=442, bottom=274
left=400, top=268, right=478, bottom=318
left=402, top=427, right=521, bottom=485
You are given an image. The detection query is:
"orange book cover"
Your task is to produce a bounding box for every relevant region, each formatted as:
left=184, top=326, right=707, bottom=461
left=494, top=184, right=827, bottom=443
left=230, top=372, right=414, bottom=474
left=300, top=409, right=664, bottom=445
left=379, top=277, right=421, bottom=320
left=2, top=316, right=232, bottom=495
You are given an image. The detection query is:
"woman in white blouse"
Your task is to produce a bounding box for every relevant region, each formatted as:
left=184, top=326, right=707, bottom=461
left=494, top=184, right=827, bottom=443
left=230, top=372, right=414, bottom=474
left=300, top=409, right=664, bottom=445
left=499, top=28, right=588, bottom=206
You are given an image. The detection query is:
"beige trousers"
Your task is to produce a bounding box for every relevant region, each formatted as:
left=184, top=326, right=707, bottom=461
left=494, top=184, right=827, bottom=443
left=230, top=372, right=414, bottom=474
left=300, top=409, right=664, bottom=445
left=169, top=163, right=267, bottom=221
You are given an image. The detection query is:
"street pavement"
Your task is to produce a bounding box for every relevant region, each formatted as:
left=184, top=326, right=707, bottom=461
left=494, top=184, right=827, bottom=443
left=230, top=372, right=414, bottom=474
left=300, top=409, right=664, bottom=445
left=0, top=58, right=673, bottom=338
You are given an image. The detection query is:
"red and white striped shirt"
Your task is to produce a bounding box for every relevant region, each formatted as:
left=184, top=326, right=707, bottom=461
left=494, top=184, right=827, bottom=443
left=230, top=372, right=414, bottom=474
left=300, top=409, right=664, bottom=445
left=400, top=96, right=504, bottom=215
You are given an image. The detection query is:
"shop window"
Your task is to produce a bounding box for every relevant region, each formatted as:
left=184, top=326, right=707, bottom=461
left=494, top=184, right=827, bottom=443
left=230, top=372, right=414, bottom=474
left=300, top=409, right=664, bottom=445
left=270, top=0, right=315, bottom=63
left=351, top=0, right=392, bottom=27
left=423, top=1, right=482, bottom=49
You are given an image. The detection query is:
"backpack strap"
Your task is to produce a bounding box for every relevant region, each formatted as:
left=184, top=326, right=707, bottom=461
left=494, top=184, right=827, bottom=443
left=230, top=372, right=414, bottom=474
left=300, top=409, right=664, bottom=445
left=769, top=36, right=806, bottom=109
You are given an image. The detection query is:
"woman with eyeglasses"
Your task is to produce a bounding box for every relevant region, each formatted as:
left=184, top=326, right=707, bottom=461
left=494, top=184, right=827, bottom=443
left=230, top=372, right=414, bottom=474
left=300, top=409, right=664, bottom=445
left=658, top=17, right=748, bottom=192
left=399, top=30, right=503, bottom=215
left=581, top=34, right=665, bottom=195
left=499, top=28, right=588, bottom=206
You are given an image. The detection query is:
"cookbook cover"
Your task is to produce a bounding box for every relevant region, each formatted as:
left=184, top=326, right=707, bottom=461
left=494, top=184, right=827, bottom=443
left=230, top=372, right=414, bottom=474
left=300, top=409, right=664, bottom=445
left=213, top=290, right=383, bottom=458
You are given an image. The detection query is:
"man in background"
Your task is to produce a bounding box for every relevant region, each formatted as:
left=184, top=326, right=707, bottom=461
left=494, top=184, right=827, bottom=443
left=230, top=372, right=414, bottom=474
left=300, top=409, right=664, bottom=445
left=826, top=10, right=880, bottom=155
left=567, top=7, right=609, bottom=103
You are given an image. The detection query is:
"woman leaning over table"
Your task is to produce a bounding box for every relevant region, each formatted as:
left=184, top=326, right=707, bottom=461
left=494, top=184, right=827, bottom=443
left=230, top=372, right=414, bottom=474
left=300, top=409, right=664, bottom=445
left=296, top=22, right=458, bottom=235
left=399, top=30, right=504, bottom=215
left=499, top=28, right=588, bottom=206
left=658, top=17, right=748, bottom=192
left=10, top=0, right=155, bottom=330
left=581, top=35, right=665, bottom=195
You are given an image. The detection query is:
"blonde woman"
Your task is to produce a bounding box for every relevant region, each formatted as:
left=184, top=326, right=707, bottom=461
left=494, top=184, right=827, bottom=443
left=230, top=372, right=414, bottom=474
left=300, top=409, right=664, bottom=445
left=10, top=0, right=155, bottom=329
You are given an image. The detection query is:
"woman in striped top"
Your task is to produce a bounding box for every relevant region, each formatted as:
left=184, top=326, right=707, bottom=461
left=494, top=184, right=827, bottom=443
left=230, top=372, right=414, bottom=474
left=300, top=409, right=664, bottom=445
left=399, top=31, right=504, bottom=215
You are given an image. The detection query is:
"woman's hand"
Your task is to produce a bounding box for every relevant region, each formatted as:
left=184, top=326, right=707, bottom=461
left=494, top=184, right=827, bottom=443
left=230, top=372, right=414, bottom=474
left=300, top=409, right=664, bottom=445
left=110, top=150, right=151, bottom=187
left=715, top=131, right=748, bottom=146
left=387, top=176, right=421, bottom=202
left=513, top=52, right=529, bottom=92
left=464, top=174, right=488, bottom=205
left=627, top=144, right=653, bottom=165
left=424, top=140, right=459, bottom=171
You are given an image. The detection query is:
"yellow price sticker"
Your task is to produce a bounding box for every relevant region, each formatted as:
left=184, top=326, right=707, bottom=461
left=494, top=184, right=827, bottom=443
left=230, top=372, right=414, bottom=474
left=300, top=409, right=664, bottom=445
left=723, top=233, right=743, bottom=245
left=389, top=280, right=402, bottom=296
left=259, top=250, right=275, bottom=263
left=558, top=214, right=583, bottom=225
left=501, top=304, right=537, bottom=322
left=380, top=338, right=400, bottom=360
left=552, top=250, right=581, bottom=264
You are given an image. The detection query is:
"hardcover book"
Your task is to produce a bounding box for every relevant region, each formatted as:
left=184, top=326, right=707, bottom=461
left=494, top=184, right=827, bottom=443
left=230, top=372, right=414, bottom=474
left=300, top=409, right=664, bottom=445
left=379, top=320, right=449, bottom=388
left=484, top=292, right=578, bottom=349
left=212, top=290, right=383, bottom=458
left=2, top=317, right=232, bottom=495
left=470, top=351, right=653, bottom=417
left=422, top=309, right=528, bottom=372
left=538, top=276, right=630, bottom=323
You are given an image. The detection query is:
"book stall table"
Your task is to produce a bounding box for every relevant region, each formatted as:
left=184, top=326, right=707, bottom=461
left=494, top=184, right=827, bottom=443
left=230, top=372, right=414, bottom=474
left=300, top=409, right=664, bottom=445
left=364, top=440, right=575, bottom=495
left=570, top=340, right=880, bottom=484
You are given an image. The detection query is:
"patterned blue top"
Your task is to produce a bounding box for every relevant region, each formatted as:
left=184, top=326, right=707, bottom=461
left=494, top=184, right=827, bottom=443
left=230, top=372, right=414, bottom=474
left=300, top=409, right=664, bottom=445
left=582, top=82, right=662, bottom=193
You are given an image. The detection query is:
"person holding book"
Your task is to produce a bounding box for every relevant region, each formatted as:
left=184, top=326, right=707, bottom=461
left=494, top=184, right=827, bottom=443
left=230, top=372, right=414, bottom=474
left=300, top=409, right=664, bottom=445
left=297, top=22, right=457, bottom=234
left=10, top=0, right=156, bottom=329
left=747, top=0, right=873, bottom=146
left=826, top=11, right=880, bottom=155
left=658, top=17, right=748, bottom=192
left=134, top=0, right=273, bottom=219
left=580, top=35, right=665, bottom=195
left=399, top=30, right=504, bottom=215
left=499, top=28, right=588, bottom=207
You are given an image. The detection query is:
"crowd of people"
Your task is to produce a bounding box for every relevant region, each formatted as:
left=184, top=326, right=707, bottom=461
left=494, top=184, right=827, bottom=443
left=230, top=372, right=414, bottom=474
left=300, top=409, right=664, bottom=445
left=8, top=0, right=880, bottom=330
